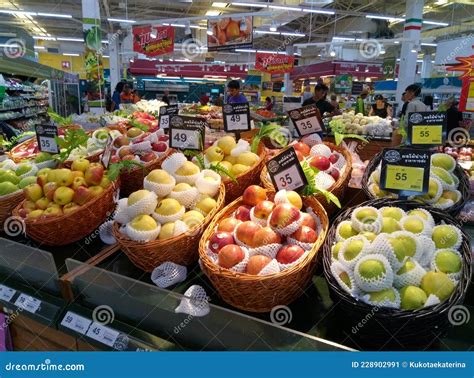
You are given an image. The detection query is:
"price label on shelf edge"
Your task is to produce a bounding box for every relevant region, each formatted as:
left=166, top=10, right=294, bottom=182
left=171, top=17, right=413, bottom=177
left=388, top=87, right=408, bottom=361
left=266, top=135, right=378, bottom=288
left=86, top=321, right=120, bottom=347
left=35, top=124, right=60, bottom=154
left=222, top=103, right=251, bottom=132
left=380, top=148, right=432, bottom=197
left=14, top=293, right=41, bottom=314
left=169, top=115, right=206, bottom=151
left=407, top=111, right=447, bottom=146
left=266, top=147, right=308, bottom=192
left=61, top=311, right=92, bottom=335
left=159, top=104, right=179, bottom=130
left=288, top=104, right=323, bottom=137
left=0, top=284, right=16, bottom=302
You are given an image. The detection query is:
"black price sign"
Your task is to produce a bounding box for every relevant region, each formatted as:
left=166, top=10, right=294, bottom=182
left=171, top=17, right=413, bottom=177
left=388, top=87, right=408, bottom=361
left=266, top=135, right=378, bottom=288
left=288, top=104, right=323, bottom=137
left=169, top=115, right=206, bottom=151
left=380, top=148, right=432, bottom=197
left=101, top=135, right=114, bottom=168
left=159, top=104, right=179, bottom=130
left=266, top=147, right=308, bottom=192
left=222, top=103, right=251, bottom=132
left=407, top=111, right=447, bottom=146
left=35, top=124, right=60, bottom=154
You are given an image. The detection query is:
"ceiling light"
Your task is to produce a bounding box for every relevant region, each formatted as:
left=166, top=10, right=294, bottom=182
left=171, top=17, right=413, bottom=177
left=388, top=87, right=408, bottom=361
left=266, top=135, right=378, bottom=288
left=37, top=13, right=72, bottom=18
left=302, top=9, right=335, bottom=15
left=158, top=58, right=163, bottom=62
left=0, top=10, right=36, bottom=16
left=34, top=45, right=45, bottom=50
left=57, top=37, right=84, bottom=42
left=101, top=40, right=109, bottom=44
left=212, top=2, right=228, bottom=7
left=33, top=36, right=56, bottom=40
left=235, top=48, right=256, bottom=53
left=421, top=43, right=437, bottom=47
left=394, top=40, right=400, bottom=44
left=130, top=57, right=135, bottom=63
left=170, top=23, right=185, bottom=27
left=280, top=32, right=305, bottom=37
left=380, top=50, right=386, bottom=54
left=63, top=53, right=79, bottom=56
left=257, top=50, right=287, bottom=55
left=411, top=48, right=418, bottom=53
left=255, top=30, right=280, bottom=35
left=423, top=20, right=449, bottom=26
left=269, top=5, right=302, bottom=11
left=232, top=2, right=268, bottom=7
left=366, top=15, right=404, bottom=22
left=190, top=25, right=206, bottom=29
left=329, top=50, right=336, bottom=57
left=103, top=55, right=109, bottom=58
left=207, top=29, right=214, bottom=36
left=333, top=36, right=355, bottom=41
left=107, top=18, right=135, bottom=23
left=175, top=58, right=191, bottom=62
left=206, top=10, right=221, bottom=16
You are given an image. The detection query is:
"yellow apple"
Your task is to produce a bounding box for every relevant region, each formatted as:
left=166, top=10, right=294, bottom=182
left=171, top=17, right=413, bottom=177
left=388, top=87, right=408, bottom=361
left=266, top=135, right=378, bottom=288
left=53, top=186, right=75, bottom=205
left=72, top=177, right=88, bottom=190
left=130, top=214, right=158, bottom=231
left=24, top=183, right=43, bottom=202
left=55, top=168, right=74, bottom=187
left=89, top=186, right=104, bottom=197
left=27, top=209, right=44, bottom=219
left=35, top=197, right=50, bottom=210
left=71, top=158, right=90, bottom=173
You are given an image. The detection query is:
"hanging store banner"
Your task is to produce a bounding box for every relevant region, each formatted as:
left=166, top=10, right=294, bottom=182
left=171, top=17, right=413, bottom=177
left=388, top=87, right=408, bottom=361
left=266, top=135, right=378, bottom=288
left=133, top=26, right=175, bottom=57
left=255, top=53, right=295, bottom=74
left=207, top=16, right=253, bottom=51
left=382, top=57, right=396, bottom=80
left=334, top=74, right=352, bottom=93
left=446, top=55, right=474, bottom=112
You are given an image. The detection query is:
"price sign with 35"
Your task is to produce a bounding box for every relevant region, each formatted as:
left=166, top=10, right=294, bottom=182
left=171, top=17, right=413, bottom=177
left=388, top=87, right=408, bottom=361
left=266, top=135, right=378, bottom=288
left=288, top=104, right=323, bottom=137
left=159, top=104, right=179, bottom=130
left=266, top=147, right=308, bottom=192
left=35, top=124, right=60, bottom=154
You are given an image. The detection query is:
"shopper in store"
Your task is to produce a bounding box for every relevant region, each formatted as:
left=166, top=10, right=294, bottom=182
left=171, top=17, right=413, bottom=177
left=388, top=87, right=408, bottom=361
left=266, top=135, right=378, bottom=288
left=120, top=84, right=134, bottom=104
left=131, top=89, right=141, bottom=104
left=302, top=85, right=313, bottom=102
left=111, top=81, right=125, bottom=111
left=355, top=89, right=368, bottom=115
left=423, top=95, right=434, bottom=110
left=369, top=94, right=392, bottom=118
left=81, top=91, right=89, bottom=113
left=302, top=83, right=339, bottom=117
left=226, top=80, right=248, bottom=104
left=404, top=84, right=428, bottom=114
left=162, top=90, right=170, bottom=105
left=199, top=92, right=210, bottom=106
left=445, top=97, right=464, bottom=136
left=329, top=94, right=339, bottom=110
left=398, top=91, right=408, bottom=117
left=265, top=96, right=273, bottom=111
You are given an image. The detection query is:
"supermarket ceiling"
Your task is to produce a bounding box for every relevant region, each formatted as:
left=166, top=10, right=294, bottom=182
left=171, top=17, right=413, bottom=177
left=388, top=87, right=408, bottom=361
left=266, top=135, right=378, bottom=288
left=0, top=0, right=473, bottom=51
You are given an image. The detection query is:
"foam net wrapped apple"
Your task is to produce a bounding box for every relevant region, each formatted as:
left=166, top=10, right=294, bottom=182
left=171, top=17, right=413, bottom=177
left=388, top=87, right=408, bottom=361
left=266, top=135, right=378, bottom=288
left=322, top=198, right=471, bottom=347
left=364, top=152, right=469, bottom=215
left=199, top=185, right=329, bottom=312
left=12, top=160, right=116, bottom=246
left=112, top=152, right=225, bottom=271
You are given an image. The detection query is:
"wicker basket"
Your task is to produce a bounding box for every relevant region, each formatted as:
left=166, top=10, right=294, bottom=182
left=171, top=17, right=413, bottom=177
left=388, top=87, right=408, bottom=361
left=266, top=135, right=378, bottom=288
left=260, top=142, right=352, bottom=216
left=199, top=190, right=329, bottom=313
left=323, top=198, right=472, bottom=349
left=118, top=149, right=175, bottom=197
left=12, top=182, right=117, bottom=246
left=113, top=184, right=226, bottom=272
left=362, top=151, right=470, bottom=216
left=0, top=191, right=24, bottom=231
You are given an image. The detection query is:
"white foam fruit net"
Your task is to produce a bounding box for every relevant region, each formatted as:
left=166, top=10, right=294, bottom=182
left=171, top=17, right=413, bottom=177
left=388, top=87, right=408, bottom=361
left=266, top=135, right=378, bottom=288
left=174, top=285, right=210, bottom=317
left=151, top=262, right=187, bottom=288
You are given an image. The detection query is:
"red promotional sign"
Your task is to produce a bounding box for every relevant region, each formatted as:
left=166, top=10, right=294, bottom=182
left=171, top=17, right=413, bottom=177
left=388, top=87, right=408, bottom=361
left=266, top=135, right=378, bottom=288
left=255, top=53, right=295, bottom=74
left=133, top=26, right=174, bottom=57
left=447, top=55, right=474, bottom=112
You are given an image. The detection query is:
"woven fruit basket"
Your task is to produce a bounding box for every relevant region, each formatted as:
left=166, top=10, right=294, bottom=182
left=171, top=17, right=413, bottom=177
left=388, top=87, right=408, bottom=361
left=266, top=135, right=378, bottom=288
left=223, top=143, right=266, bottom=203
left=12, top=182, right=117, bottom=246
left=119, top=149, right=174, bottom=197
left=323, top=198, right=472, bottom=348
left=0, top=191, right=24, bottom=231
left=260, top=142, right=352, bottom=216
left=362, top=151, right=469, bottom=216
left=113, top=184, right=226, bottom=272
left=199, top=190, right=329, bottom=313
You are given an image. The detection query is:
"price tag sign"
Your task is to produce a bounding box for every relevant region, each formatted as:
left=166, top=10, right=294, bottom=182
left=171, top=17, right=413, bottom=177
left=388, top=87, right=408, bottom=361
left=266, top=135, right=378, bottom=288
left=101, top=135, right=114, bottom=168
left=380, top=148, right=432, bottom=197
left=266, top=147, right=308, bottom=192
left=0, top=284, right=16, bottom=302
left=35, top=124, right=60, bottom=154
left=222, top=103, right=251, bottom=132
left=86, top=322, right=120, bottom=347
left=159, top=104, right=179, bottom=130
left=61, top=311, right=92, bottom=335
left=169, top=115, right=206, bottom=151
left=14, top=293, right=41, bottom=314
left=407, top=111, right=446, bottom=146
left=288, top=104, right=323, bottom=136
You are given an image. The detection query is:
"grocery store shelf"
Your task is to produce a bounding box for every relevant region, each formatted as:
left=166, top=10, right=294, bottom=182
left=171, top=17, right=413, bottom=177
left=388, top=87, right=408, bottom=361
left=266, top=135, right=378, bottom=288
left=0, top=110, right=48, bottom=122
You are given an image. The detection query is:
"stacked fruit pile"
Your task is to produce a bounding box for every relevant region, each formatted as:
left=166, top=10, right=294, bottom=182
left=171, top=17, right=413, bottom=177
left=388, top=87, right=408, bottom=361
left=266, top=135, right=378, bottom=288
left=329, top=111, right=392, bottom=137
left=0, top=159, right=39, bottom=198
left=367, top=153, right=462, bottom=209
left=16, top=159, right=111, bottom=219
left=114, top=152, right=222, bottom=242
left=329, top=205, right=463, bottom=310
left=204, top=185, right=321, bottom=275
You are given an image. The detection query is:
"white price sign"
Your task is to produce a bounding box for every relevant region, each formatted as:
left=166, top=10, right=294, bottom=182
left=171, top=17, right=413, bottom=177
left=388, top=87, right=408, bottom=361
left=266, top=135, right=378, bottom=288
left=14, top=293, right=41, bottom=314
left=0, top=284, right=16, bottom=302
left=61, top=311, right=92, bottom=335
left=273, top=165, right=306, bottom=192
left=35, top=124, right=60, bottom=154
left=225, top=113, right=249, bottom=131
left=38, top=136, right=59, bottom=154
left=159, top=115, right=170, bottom=129
left=294, top=116, right=322, bottom=136
left=169, top=128, right=202, bottom=150
left=86, top=322, right=120, bottom=347
left=267, top=147, right=308, bottom=192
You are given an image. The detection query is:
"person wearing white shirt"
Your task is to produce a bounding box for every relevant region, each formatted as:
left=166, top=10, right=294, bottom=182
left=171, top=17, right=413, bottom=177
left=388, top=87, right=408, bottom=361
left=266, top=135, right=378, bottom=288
left=404, top=84, right=428, bottom=114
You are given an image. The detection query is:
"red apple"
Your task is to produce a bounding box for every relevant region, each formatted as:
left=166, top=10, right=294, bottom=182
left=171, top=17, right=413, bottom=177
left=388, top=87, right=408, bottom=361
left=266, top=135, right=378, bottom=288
left=295, top=150, right=305, bottom=162
left=310, top=155, right=330, bottom=171
left=152, top=142, right=168, bottom=152
left=217, top=217, right=241, bottom=232
left=269, top=203, right=301, bottom=229
left=235, top=221, right=261, bottom=246
left=246, top=255, right=272, bottom=275
left=158, top=135, right=169, bottom=142
left=140, top=152, right=156, bottom=162
left=300, top=213, right=317, bottom=230
left=242, top=185, right=266, bottom=206
left=43, top=182, right=58, bottom=201
left=113, top=135, right=130, bottom=148
left=329, top=153, right=339, bottom=164
left=250, top=227, right=282, bottom=248
left=330, top=168, right=340, bottom=181
left=208, top=231, right=235, bottom=254
left=110, top=155, right=121, bottom=164
left=235, top=205, right=251, bottom=222
left=276, top=245, right=305, bottom=264
left=253, top=200, right=274, bottom=220
left=293, top=142, right=311, bottom=156
left=122, top=154, right=136, bottom=161
left=84, top=165, right=104, bottom=186
left=73, top=186, right=92, bottom=205
left=118, top=147, right=133, bottom=159
left=290, top=225, right=318, bottom=243
left=218, top=244, right=245, bottom=269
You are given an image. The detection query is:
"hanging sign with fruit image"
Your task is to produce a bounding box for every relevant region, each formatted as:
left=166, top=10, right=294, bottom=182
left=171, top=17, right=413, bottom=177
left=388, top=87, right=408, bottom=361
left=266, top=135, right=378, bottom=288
left=380, top=148, right=432, bottom=197
left=222, top=103, right=251, bottom=132
left=406, top=111, right=447, bottom=147
left=169, top=115, right=206, bottom=151
left=207, top=16, right=253, bottom=51
left=132, top=26, right=174, bottom=57
left=35, top=124, right=60, bottom=154
left=288, top=104, right=323, bottom=137
left=159, top=104, right=179, bottom=130
left=266, top=147, right=308, bottom=192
